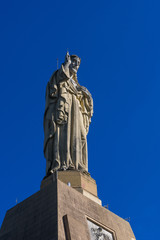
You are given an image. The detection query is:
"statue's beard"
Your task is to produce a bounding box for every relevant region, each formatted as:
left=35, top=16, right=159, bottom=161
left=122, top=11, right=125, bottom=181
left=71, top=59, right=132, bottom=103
left=70, top=67, right=78, bottom=74
left=72, top=73, right=78, bottom=82
left=69, top=68, right=78, bottom=82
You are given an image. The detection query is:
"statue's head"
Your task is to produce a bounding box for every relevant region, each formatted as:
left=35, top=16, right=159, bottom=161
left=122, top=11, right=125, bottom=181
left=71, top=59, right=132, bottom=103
left=69, top=55, right=81, bottom=75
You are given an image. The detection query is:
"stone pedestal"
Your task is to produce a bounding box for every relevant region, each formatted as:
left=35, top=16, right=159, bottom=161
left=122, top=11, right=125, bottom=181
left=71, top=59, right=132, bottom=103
left=0, top=172, right=136, bottom=240
left=41, top=171, right=102, bottom=205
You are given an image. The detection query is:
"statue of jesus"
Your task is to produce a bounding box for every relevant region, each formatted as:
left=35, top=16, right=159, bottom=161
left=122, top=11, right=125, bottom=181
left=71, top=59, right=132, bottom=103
left=44, top=52, right=93, bottom=176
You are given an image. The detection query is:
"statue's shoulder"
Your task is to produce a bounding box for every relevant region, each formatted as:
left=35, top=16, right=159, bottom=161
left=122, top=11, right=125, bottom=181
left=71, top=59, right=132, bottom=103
left=45, top=70, right=59, bottom=99
left=49, top=70, right=58, bottom=83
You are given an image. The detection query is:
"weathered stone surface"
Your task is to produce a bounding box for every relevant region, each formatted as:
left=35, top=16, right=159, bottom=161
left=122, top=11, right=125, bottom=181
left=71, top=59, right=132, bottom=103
left=41, top=171, right=101, bottom=205
left=57, top=179, right=136, bottom=240
left=44, top=52, right=93, bottom=176
left=0, top=183, right=58, bottom=240
left=0, top=178, right=136, bottom=240
left=58, top=171, right=97, bottom=196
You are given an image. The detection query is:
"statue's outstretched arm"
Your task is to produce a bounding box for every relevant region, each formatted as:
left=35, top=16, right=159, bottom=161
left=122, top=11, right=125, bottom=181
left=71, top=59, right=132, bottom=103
left=56, top=52, right=71, bottom=83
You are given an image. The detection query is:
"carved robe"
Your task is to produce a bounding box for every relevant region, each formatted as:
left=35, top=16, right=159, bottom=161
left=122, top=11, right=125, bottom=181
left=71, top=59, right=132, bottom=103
left=44, top=65, right=93, bottom=175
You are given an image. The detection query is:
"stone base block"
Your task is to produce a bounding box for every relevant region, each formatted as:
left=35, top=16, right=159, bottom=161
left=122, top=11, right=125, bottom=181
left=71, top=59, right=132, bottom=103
left=41, top=170, right=102, bottom=205
left=0, top=178, right=136, bottom=240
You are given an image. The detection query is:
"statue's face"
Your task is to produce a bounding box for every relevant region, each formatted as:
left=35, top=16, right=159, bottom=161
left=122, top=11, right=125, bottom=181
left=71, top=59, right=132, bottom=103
left=69, top=57, right=81, bottom=75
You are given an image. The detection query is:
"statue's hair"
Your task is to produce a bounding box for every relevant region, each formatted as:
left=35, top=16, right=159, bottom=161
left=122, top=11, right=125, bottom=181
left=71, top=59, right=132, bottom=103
left=70, top=55, right=81, bottom=64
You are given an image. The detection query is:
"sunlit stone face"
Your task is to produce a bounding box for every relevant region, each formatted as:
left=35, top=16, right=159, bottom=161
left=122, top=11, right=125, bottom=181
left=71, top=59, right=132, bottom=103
left=69, top=57, right=81, bottom=75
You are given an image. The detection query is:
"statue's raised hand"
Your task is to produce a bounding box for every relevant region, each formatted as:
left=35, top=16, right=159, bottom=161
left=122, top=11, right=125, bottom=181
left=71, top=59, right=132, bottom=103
left=64, top=51, right=71, bottom=66
left=63, top=51, right=71, bottom=76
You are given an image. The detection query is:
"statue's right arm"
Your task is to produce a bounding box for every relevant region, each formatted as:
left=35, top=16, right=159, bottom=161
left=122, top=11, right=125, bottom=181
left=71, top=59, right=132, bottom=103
left=56, top=52, right=71, bottom=83
left=56, top=64, right=70, bottom=83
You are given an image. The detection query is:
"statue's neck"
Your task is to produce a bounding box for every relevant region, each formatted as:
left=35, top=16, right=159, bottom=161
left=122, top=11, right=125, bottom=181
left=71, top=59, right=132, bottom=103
left=72, top=74, right=78, bottom=83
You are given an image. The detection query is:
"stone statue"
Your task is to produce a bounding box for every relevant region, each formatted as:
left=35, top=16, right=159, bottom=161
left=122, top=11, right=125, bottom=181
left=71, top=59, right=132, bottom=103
left=44, top=52, right=93, bottom=176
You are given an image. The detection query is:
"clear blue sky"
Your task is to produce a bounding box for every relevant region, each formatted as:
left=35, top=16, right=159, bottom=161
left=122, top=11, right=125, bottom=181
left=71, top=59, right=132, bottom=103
left=0, top=0, right=160, bottom=239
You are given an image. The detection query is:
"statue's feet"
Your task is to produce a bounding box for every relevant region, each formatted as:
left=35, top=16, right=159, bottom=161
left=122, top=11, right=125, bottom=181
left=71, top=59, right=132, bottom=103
left=49, top=165, right=60, bottom=174
left=68, top=163, right=75, bottom=170
left=78, top=165, right=90, bottom=176
left=61, top=162, right=67, bottom=171
left=80, top=169, right=88, bottom=174
left=49, top=160, right=61, bottom=174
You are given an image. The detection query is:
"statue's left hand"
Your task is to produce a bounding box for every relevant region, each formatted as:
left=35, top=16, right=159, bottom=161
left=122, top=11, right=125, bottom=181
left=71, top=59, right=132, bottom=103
left=56, top=110, right=65, bottom=124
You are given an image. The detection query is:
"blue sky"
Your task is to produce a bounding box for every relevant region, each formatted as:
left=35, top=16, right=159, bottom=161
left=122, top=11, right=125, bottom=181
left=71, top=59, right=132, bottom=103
left=0, top=0, right=160, bottom=239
